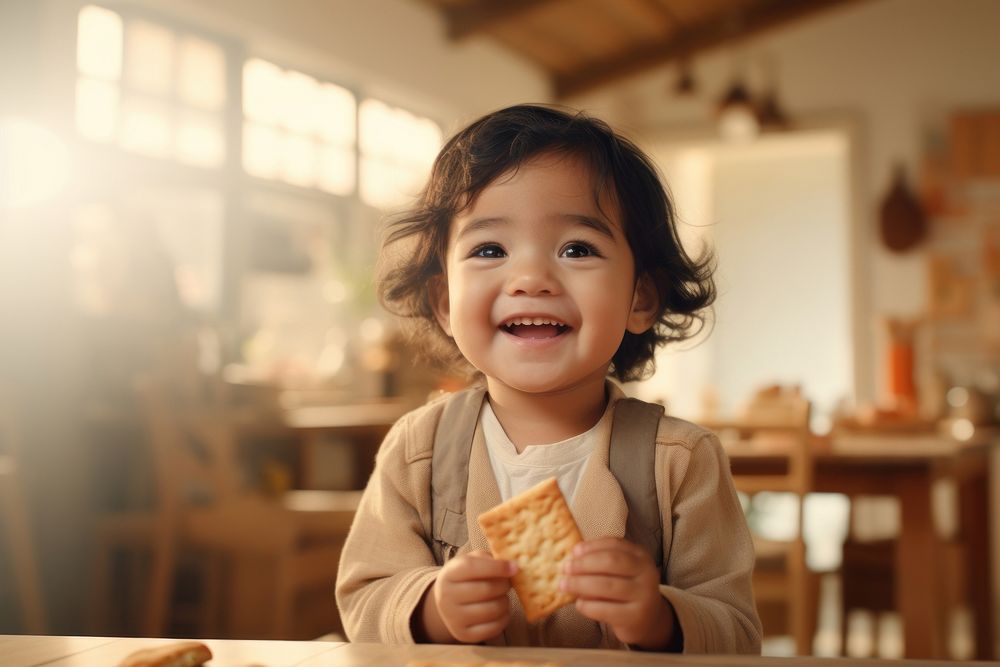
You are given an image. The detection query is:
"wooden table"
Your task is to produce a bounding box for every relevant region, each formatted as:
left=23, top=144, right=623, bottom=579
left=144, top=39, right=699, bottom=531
left=3, top=635, right=996, bottom=666
left=724, top=431, right=995, bottom=660
left=283, top=401, right=409, bottom=489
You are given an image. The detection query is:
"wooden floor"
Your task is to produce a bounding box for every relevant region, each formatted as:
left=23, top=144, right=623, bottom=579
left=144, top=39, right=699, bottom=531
left=762, top=573, right=977, bottom=659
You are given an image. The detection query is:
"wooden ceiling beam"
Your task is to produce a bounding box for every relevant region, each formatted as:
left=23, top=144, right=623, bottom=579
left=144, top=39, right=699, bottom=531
left=555, top=0, right=871, bottom=99
left=444, top=0, right=563, bottom=41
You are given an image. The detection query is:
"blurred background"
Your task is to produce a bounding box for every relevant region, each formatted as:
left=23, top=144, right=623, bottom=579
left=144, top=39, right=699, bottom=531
left=0, top=0, right=998, bottom=660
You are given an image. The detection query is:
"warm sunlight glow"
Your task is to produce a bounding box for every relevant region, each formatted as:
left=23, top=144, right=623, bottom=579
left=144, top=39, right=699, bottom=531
left=242, top=59, right=358, bottom=193
left=77, top=5, right=122, bottom=81
left=0, top=119, right=72, bottom=209
left=358, top=99, right=441, bottom=208
left=119, top=96, right=171, bottom=158
left=316, top=83, right=356, bottom=145
left=177, top=36, right=226, bottom=111
left=125, top=19, right=174, bottom=95
left=176, top=111, right=224, bottom=167
left=281, top=134, right=317, bottom=187
left=243, top=58, right=283, bottom=124
left=282, top=70, right=320, bottom=134
left=75, top=78, right=119, bottom=141
left=317, top=145, right=354, bottom=195
left=243, top=122, right=279, bottom=178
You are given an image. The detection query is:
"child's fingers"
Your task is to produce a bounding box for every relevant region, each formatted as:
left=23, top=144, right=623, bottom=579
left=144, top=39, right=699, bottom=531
left=560, top=572, right=633, bottom=601
left=454, top=595, right=510, bottom=626
left=449, top=577, right=512, bottom=604
left=573, top=597, right=629, bottom=625
left=444, top=552, right=518, bottom=582
left=460, top=611, right=512, bottom=643
left=565, top=545, right=646, bottom=577
left=572, top=537, right=647, bottom=559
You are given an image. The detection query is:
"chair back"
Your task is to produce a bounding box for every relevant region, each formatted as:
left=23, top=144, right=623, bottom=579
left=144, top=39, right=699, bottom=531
left=134, top=375, right=243, bottom=515
left=0, top=388, right=47, bottom=633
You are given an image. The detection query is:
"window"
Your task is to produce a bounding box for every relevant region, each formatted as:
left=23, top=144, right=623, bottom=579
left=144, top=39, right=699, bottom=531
left=358, top=98, right=442, bottom=208
left=75, top=5, right=227, bottom=168
left=242, top=59, right=357, bottom=195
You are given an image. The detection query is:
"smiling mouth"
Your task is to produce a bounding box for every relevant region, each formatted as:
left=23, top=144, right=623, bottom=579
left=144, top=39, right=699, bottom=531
left=500, top=317, right=571, bottom=339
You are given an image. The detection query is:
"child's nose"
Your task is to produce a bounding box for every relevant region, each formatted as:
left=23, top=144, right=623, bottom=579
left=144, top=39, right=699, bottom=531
left=505, top=256, right=560, bottom=296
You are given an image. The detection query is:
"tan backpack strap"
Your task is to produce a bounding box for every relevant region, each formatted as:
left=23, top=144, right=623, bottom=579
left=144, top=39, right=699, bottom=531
left=609, top=397, right=665, bottom=571
left=431, top=386, right=488, bottom=555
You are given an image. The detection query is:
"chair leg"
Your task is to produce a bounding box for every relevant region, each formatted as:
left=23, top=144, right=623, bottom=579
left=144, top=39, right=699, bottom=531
left=1, top=479, right=46, bottom=634
left=142, top=527, right=176, bottom=637
left=272, top=557, right=293, bottom=640
left=90, top=542, right=113, bottom=636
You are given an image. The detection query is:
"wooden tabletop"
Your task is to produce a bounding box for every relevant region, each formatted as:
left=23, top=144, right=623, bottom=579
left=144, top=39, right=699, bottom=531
left=3, top=636, right=997, bottom=667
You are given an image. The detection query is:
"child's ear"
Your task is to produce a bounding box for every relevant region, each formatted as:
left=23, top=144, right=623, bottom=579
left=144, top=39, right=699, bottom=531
left=626, top=274, right=659, bottom=334
left=430, top=274, right=453, bottom=337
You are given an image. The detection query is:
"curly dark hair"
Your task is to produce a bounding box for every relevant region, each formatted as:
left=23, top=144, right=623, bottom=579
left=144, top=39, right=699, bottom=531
left=377, top=103, right=715, bottom=382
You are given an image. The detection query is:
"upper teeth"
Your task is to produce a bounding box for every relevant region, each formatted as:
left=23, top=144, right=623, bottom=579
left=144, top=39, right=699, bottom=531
left=506, top=317, right=563, bottom=326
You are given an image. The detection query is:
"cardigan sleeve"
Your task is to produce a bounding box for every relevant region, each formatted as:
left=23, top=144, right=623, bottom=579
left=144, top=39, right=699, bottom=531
left=657, top=431, right=763, bottom=654
left=334, top=410, right=440, bottom=643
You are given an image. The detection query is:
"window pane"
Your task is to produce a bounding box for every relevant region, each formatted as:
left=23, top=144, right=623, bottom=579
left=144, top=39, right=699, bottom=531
left=77, top=5, right=123, bottom=81
left=317, top=146, right=355, bottom=196
left=76, top=77, right=119, bottom=142
left=120, top=94, right=171, bottom=157
left=124, top=19, right=174, bottom=95
left=243, top=58, right=283, bottom=124
left=176, top=110, right=224, bottom=168
left=315, top=83, right=356, bottom=145
left=358, top=98, right=391, bottom=158
left=280, top=134, right=317, bottom=188
left=177, top=36, right=226, bottom=110
left=359, top=156, right=398, bottom=208
left=359, top=99, right=440, bottom=207
left=280, top=70, right=319, bottom=135
left=243, top=121, right=280, bottom=178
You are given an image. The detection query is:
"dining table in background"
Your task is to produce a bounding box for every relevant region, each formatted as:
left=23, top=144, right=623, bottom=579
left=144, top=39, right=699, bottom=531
left=4, top=634, right=998, bottom=667
left=723, top=428, right=997, bottom=661
left=282, top=400, right=410, bottom=489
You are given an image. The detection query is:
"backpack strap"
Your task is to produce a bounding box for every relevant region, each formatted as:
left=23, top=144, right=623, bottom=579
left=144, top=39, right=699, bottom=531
left=609, top=397, right=665, bottom=570
left=430, top=386, right=487, bottom=558
left=430, top=389, right=665, bottom=572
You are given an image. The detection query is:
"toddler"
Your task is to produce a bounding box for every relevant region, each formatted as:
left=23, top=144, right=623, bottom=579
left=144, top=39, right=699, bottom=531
left=335, top=104, right=761, bottom=653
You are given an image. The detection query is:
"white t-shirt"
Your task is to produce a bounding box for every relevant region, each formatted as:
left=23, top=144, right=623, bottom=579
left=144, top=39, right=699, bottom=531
left=480, top=398, right=610, bottom=505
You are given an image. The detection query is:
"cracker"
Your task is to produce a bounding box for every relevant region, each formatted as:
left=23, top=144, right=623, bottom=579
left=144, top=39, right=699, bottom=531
left=117, top=640, right=212, bottom=667
left=477, top=477, right=582, bottom=622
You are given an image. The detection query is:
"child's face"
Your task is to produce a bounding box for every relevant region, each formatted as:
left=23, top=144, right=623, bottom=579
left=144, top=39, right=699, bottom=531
left=432, top=152, right=657, bottom=397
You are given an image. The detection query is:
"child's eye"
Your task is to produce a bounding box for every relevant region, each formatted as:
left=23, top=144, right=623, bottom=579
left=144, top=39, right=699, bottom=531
left=471, top=243, right=506, bottom=259
left=560, top=241, right=601, bottom=258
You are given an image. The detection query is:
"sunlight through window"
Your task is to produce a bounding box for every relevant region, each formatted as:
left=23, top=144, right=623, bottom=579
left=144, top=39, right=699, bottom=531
left=358, top=98, right=441, bottom=208
left=242, top=59, right=356, bottom=195
left=75, top=6, right=226, bottom=168
left=125, top=19, right=174, bottom=95
left=77, top=6, right=122, bottom=81
left=177, top=36, right=226, bottom=111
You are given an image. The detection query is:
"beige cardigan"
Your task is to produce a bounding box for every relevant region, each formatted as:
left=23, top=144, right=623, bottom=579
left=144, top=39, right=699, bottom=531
left=335, top=384, right=762, bottom=653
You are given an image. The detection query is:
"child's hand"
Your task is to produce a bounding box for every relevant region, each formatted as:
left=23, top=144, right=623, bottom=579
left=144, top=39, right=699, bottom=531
left=420, top=550, right=517, bottom=644
left=560, top=537, right=679, bottom=650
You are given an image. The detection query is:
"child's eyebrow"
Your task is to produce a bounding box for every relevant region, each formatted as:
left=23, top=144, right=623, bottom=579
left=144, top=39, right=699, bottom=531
left=564, top=214, right=616, bottom=240
left=455, top=214, right=617, bottom=242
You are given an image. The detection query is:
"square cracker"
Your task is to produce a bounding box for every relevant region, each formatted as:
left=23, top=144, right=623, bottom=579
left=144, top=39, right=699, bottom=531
left=477, top=477, right=582, bottom=622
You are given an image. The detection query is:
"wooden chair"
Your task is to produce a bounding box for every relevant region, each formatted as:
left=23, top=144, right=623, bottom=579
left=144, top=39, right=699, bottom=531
left=706, top=386, right=818, bottom=655
left=0, top=393, right=47, bottom=634
left=91, top=376, right=361, bottom=639
left=840, top=482, right=983, bottom=659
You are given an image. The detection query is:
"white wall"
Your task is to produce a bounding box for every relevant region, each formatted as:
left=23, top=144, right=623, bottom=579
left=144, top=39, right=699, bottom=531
left=570, top=0, right=1000, bottom=406
left=632, top=131, right=853, bottom=426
